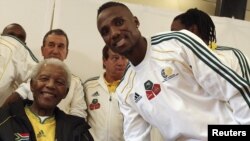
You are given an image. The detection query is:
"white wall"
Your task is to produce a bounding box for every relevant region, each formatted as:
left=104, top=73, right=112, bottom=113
left=1, top=0, right=250, bottom=82
left=0, top=0, right=54, bottom=57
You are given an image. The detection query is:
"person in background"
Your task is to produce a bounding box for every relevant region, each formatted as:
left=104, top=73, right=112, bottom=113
left=0, top=58, right=93, bottom=141
left=0, top=34, right=37, bottom=105
left=171, top=8, right=250, bottom=82
left=97, top=1, right=250, bottom=140
left=3, top=29, right=87, bottom=118
left=83, top=45, right=128, bottom=141
left=0, top=23, right=37, bottom=106
left=2, top=23, right=27, bottom=44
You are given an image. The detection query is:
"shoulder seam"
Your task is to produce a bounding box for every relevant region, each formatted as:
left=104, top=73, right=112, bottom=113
left=82, top=76, right=99, bottom=86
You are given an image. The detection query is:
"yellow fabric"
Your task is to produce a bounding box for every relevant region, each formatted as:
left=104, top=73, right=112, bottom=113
left=105, top=79, right=120, bottom=93
left=25, top=106, right=56, bottom=141
left=209, top=41, right=217, bottom=51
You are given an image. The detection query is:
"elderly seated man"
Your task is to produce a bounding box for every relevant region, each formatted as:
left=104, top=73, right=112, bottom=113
left=0, top=58, right=93, bottom=141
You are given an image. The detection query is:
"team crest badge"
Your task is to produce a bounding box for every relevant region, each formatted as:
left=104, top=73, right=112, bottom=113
left=161, top=67, right=178, bottom=82
left=89, top=98, right=100, bottom=110
left=144, top=80, right=161, bottom=100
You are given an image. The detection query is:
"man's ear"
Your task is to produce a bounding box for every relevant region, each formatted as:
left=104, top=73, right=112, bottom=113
left=65, top=48, right=69, bottom=58
left=30, top=79, right=34, bottom=92
left=41, top=46, right=45, bottom=57
left=188, top=25, right=200, bottom=36
left=134, top=16, right=140, bottom=28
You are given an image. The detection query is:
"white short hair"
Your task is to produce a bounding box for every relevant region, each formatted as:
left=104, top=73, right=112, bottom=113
left=30, top=58, right=71, bottom=87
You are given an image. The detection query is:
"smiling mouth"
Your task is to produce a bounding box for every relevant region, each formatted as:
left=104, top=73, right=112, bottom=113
left=49, top=55, right=60, bottom=59
left=116, top=38, right=126, bottom=47
left=113, top=36, right=126, bottom=48
left=42, top=92, right=56, bottom=98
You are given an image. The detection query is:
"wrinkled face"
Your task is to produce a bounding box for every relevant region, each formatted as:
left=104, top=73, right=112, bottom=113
left=170, top=19, right=186, bottom=31
left=104, top=49, right=128, bottom=80
left=30, top=64, right=68, bottom=110
left=97, top=6, right=140, bottom=55
left=4, top=25, right=26, bottom=43
left=41, top=34, right=68, bottom=61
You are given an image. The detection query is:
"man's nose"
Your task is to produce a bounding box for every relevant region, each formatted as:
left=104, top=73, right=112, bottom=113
left=46, top=79, right=56, bottom=88
left=117, top=58, right=127, bottom=67
left=52, top=46, right=60, bottom=54
left=111, top=27, right=121, bottom=41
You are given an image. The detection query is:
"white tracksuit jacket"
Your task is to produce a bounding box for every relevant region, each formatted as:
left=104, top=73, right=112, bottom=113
left=116, top=30, right=250, bottom=141
left=16, top=74, right=87, bottom=118
left=83, top=74, right=124, bottom=141
left=215, top=46, right=250, bottom=82
left=0, top=35, right=37, bottom=105
left=151, top=39, right=250, bottom=141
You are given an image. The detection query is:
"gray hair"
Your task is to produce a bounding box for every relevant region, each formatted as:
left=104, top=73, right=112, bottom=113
left=30, top=58, right=71, bottom=87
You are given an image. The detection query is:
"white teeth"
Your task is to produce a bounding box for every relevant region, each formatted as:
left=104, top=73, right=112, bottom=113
left=116, top=38, right=125, bottom=47
left=43, top=92, right=54, bottom=97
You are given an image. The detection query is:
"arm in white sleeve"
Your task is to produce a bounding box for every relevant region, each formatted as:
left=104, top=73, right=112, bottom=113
left=15, top=79, right=33, bottom=100
left=233, top=49, right=250, bottom=82
left=0, top=36, right=36, bottom=100
left=219, top=46, right=250, bottom=82
left=177, top=30, right=250, bottom=124
left=68, top=75, right=88, bottom=118
left=12, top=40, right=37, bottom=85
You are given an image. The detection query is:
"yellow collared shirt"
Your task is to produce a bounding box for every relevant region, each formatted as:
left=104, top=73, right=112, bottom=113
left=104, top=79, right=120, bottom=93
left=25, top=106, right=56, bottom=141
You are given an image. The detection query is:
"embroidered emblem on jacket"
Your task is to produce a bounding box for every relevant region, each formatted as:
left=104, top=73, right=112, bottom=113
left=134, top=92, right=142, bottom=103
left=144, top=80, right=161, bottom=100
left=89, top=98, right=100, bottom=110
left=161, top=67, right=178, bottom=82
left=14, top=133, right=30, bottom=141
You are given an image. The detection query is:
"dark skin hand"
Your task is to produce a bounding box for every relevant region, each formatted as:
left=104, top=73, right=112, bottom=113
left=1, top=92, right=22, bottom=107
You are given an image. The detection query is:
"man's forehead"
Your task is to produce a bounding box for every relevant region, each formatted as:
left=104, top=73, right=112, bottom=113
left=40, top=64, right=65, bottom=74
left=99, top=6, right=130, bottom=18
left=47, top=34, right=66, bottom=38
left=46, top=35, right=66, bottom=42
left=97, top=6, right=132, bottom=29
left=108, top=49, right=124, bottom=58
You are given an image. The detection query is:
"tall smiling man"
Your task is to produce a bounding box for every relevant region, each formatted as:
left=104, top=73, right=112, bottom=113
left=97, top=1, right=250, bottom=141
